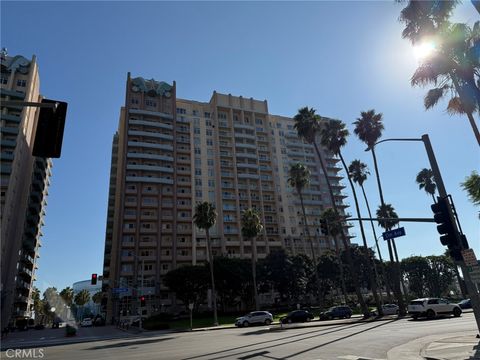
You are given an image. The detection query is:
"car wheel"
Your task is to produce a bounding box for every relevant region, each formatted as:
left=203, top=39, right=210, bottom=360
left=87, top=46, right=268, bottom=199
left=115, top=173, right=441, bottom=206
left=412, top=314, right=418, bottom=320
left=287, top=319, right=292, bottom=324
left=426, top=309, right=435, bottom=319
left=453, top=307, right=462, bottom=317
left=264, top=319, right=272, bottom=325
left=347, top=314, right=351, bottom=319
left=243, top=321, right=249, bottom=327
left=306, top=317, right=311, bottom=322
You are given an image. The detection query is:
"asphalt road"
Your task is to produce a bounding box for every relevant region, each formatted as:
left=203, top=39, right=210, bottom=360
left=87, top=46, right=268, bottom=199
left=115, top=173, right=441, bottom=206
left=1, top=313, right=477, bottom=360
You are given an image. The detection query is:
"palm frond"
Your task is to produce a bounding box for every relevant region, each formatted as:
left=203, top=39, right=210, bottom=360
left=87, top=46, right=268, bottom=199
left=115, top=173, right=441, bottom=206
left=424, top=87, right=448, bottom=109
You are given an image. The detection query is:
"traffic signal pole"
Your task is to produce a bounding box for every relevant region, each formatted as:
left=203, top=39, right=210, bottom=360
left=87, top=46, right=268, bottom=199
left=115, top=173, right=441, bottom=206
left=421, top=135, right=480, bottom=334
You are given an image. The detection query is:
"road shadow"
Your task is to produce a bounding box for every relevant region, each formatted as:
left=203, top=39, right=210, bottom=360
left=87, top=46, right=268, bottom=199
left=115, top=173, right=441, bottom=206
left=86, top=336, right=175, bottom=350
left=467, top=339, right=480, bottom=360
left=407, top=315, right=458, bottom=322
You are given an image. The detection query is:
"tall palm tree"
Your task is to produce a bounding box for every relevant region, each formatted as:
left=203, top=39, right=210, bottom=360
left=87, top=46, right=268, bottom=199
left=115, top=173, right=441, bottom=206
left=320, top=119, right=381, bottom=316
left=354, top=110, right=406, bottom=315
left=320, top=208, right=348, bottom=303
left=399, top=1, right=480, bottom=145
left=74, top=289, right=91, bottom=319
left=60, top=287, right=74, bottom=307
left=241, top=208, right=263, bottom=310
left=416, top=168, right=437, bottom=202
left=193, top=201, right=219, bottom=326
left=349, top=160, right=392, bottom=303
left=294, top=107, right=369, bottom=317
left=288, top=163, right=313, bottom=257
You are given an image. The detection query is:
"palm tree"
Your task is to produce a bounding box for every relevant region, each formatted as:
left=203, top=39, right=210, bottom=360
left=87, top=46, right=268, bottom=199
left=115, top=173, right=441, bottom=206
left=416, top=168, right=437, bottom=202
left=320, top=119, right=380, bottom=316
left=354, top=110, right=406, bottom=315
left=288, top=163, right=313, bottom=257
left=241, top=208, right=263, bottom=310
left=320, top=208, right=348, bottom=303
left=349, top=159, right=392, bottom=303
left=294, top=107, right=369, bottom=317
left=193, top=201, right=219, bottom=326
left=60, top=287, right=74, bottom=307
left=461, top=171, right=480, bottom=219
left=74, top=289, right=91, bottom=319
left=399, top=1, right=480, bottom=145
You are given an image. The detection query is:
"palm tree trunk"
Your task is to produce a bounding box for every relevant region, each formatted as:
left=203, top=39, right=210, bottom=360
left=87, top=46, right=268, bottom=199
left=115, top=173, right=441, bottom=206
left=450, top=73, right=480, bottom=146
left=299, top=193, right=309, bottom=255
left=333, top=235, right=348, bottom=303
left=206, top=230, right=218, bottom=326
left=251, top=236, right=260, bottom=310
left=361, top=185, right=392, bottom=303
left=299, top=191, right=323, bottom=305
left=313, top=142, right=369, bottom=317
left=339, top=152, right=382, bottom=316
left=432, top=194, right=436, bottom=203
left=370, top=147, right=406, bottom=315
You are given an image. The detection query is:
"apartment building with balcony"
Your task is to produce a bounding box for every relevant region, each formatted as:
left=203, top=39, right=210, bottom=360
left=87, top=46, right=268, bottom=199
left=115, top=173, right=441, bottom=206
left=103, top=74, right=350, bottom=321
left=0, top=52, right=52, bottom=326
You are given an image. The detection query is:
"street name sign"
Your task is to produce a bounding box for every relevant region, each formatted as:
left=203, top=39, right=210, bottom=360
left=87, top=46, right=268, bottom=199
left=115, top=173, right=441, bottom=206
left=382, top=227, right=406, bottom=241
left=461, top=249, right=478, bottom=267
left=112, top=287, right=128, bottom=293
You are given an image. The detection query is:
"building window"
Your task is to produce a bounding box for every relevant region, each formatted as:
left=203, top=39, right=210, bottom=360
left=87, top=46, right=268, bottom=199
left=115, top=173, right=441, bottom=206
left=145, top=99, right=157, bottom=107
left=176, top=108, right=186, bottom=114
left=204, top=112, right=211, bottom=118
left=16, top=79, right=26, bottom=87
left=194, top=127, right=200, bottom=135
left=206, top=139, right=213, bottom=146
left=207, top=159, right=214, bottom=166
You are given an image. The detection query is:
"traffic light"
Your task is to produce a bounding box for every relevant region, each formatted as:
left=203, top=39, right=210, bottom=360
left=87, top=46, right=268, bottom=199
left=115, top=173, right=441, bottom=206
left=320, top=219, right=329, bottom=235
left=91, top=273, right=98, bottom=285
left=431, top=198, right=462, bottom=261
left=140, top=296, right=146, bottom=307
left=32, top=99, right=67, bottom=158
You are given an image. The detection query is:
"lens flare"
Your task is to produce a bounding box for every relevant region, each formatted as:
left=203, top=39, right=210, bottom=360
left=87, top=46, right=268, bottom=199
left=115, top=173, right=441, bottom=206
left=413, top=42, right=436, bottom=61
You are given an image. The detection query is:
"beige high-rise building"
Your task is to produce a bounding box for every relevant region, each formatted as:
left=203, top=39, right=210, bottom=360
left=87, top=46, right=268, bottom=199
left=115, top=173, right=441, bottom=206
left=103, top=74, right=350, bottom=321
left=1, top=52, right=52, bottom=326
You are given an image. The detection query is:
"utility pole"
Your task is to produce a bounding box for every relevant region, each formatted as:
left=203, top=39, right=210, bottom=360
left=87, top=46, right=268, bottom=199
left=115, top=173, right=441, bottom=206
left=422, top=134, right=480, bottom=334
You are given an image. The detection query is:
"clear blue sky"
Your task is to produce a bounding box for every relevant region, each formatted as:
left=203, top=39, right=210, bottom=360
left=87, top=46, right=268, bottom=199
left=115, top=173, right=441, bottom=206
left=2, top=1, right=478, bottom=293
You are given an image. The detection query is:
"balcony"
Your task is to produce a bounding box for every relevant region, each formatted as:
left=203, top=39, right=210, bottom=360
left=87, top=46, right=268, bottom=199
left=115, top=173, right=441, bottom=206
left=236, top=153, right=257, bottom=160
left=128, top=130, right=173, bottom=141
left=126, top=164, right=174, bottom=173
left=129, top=108, right=173, bottom=120
left=233, top=123, right=254, bottom=130
left=125, top=176, right=174, bottom=185
left=127, top=141, right=173, bottom=151
left=238, top=173, right=259, bottom=180
left=235, top=142, right=257, bottom=150
left=127, top=153, right=174, bottom=162
left=129, top=119, right=173, bottom=130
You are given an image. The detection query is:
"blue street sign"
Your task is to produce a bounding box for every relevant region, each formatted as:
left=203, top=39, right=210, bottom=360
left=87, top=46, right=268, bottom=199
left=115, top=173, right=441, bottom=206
left=382, top=227, right=406, bottom=240
left=112, top=287, right=128, bottom=293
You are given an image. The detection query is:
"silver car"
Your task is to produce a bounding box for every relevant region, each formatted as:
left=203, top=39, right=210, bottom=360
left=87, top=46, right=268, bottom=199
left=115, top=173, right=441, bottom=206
left=235, top=311, right=273, bottom=327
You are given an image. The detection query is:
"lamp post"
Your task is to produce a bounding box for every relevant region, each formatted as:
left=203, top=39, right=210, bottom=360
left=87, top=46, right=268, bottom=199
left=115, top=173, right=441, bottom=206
left=366, top=134, right=480, bottom=334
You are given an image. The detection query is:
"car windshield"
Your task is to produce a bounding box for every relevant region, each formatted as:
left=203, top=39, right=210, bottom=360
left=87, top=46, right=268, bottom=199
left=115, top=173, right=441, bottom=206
left=329, top=307, right=337, bottom=311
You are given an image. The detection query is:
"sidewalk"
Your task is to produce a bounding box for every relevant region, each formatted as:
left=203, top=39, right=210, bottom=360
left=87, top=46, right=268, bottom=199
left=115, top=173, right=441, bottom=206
left=388, top=331, right=480, bottom=360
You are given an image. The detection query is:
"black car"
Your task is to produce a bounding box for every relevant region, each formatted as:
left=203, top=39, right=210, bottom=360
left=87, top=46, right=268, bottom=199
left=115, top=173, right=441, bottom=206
left=319, top=306, right=353, bottom=320
left=458, top=299, right=471, bottom=309
left=281, top=310, right=314, bottom=324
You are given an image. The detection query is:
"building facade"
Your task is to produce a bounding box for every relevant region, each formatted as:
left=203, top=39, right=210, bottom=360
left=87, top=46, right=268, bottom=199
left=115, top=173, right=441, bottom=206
left=103, top=74, right=350, bottom=321
left=72, top=278, right=103, bottom=317
left=0, top=52, right=52, bottom=326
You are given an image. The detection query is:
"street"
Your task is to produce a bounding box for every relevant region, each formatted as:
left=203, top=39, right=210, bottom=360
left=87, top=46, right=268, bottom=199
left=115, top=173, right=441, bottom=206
left=1, top=312, right=477, bottom=360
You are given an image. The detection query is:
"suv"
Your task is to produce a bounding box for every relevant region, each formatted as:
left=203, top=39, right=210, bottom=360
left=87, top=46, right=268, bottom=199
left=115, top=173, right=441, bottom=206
left=235, top=311, right=273, bottom=327
left=408, top=298, right=462, bottom=320
left=320, top=306, right=352, bottom=320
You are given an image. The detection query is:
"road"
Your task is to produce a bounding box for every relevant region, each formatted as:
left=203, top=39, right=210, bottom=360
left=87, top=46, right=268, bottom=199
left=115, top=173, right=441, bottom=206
left=1, top=313, right=477, bottom=360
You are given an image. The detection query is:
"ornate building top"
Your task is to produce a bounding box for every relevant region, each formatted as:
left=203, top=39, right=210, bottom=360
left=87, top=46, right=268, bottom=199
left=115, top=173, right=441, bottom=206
left=131, top=77, right=172, bottom=97
left=0, top=54, right=31, bottom=74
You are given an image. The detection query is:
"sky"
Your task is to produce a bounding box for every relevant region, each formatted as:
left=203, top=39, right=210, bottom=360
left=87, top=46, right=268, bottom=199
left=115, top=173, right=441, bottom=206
left=1, top=1, right=479, bottom=294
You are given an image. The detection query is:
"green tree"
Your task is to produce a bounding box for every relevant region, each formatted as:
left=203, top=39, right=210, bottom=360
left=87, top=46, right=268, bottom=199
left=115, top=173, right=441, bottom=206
left=354, top=110, right=406, bottom=315
left=288, top=163, right=313, bottom=257
left=461, top=171, right=480, bottom=206
left=349, top=159, right=392, bottom=303
left=164, top=265, right=209, bottom=311
left=401, top=256, right=430, bottom=298
left=193, top=201, right=219, bottom=326
left=316, top=250, right=341, bottom=301
left=213, top=257, right=252, bottom=311
left=425, top=255, right=456, bottom=297
left=320, top=208, right=348, bottom=302
left=60, top=287, right=74, bottom=307
left=399, top=1, right=480, bottom=145
left=241, top=208, right=263, bottom=310
left=320, top=119, right=377, bottom=317
left=416, top=168, right=437, bottom=202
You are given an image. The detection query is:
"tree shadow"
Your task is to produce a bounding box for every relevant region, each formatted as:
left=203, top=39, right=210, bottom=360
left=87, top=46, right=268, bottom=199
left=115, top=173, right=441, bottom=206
left=407, top=315, right=457, bottom=322
left=467, top=339, right=480, bottom=360
left=86, top=336, right=175, bottom=350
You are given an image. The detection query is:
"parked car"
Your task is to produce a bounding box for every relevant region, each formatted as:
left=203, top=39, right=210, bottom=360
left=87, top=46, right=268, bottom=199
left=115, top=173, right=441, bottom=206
left=408, top=298, right=462, bottom=320
left=319, top=306, right=352, bottom=320
left=34, top=324, right=45, bottom=330
left=80, top=318, right=93, bottom=327
left=280, top=310, right=314, bottom=324
left=381, top=304, right=399, bottom=315
left=458, top=299, right=471, bottom=309
left=93, top=316, right=106, bottom=326
left=235, top=311, right=273, bottom=327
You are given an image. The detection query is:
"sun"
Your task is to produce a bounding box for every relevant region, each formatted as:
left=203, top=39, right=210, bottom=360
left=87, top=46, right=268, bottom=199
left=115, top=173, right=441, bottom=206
left=413, top=42, right=436, bottom=61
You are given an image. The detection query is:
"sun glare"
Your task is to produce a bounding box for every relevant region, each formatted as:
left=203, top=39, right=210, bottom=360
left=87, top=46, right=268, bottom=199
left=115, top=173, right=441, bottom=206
left=413, top=42, right=436, bottom=61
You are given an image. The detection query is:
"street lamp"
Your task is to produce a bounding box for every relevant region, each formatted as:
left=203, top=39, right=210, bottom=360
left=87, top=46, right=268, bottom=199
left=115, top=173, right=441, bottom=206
left=366, top=134, right=480, bottom=334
